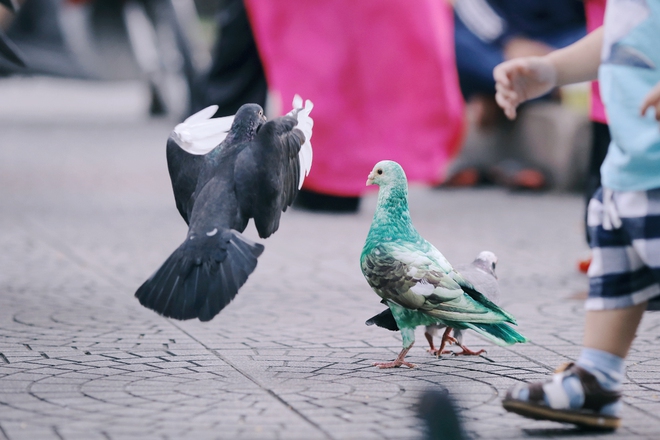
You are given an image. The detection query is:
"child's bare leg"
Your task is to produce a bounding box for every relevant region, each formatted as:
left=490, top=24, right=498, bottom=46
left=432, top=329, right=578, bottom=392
left=583, top=301, right=647, bottom=358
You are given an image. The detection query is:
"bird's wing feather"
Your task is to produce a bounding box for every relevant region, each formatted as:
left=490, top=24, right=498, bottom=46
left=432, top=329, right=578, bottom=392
left=166, top=137, right=206, bottom=224
left=237, top=96, right=313, bottom=238
left=172, top=105, right=235, bottom=155
left=286, top=96, right=314, bottom=188
left=362, top=242, right=514, bottom=324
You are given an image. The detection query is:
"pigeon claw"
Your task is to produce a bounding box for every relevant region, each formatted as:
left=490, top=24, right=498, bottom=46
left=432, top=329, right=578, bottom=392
left=450, top=347, right=487, bottom=357
left=373, top=360, right=416, bottom=369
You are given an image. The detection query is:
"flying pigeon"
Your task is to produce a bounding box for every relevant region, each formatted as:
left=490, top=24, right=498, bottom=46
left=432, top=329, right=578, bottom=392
left=367, top=251, right=502, bottom=357
left=360, top=160, right=526, bottom=368
left=136, top=95, right=313, bottom=321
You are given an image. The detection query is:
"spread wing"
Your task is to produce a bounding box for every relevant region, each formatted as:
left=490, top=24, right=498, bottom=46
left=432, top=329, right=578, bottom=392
left=166, top=138, right=204, bottom=224
left=361, top=241, right=515, bottom=325
left=235, top=96, right=313, bottom=239
left=166, top=106, right=235, bottom=223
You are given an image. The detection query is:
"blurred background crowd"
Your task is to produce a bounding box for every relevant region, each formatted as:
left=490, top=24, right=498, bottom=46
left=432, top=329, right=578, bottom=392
left=0, top=0, right=601, bottom=218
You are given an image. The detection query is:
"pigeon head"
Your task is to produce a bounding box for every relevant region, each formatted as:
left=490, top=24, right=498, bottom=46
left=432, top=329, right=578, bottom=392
left=230, top=103, right=267, bottom=140
left=366, top=160, right=407, bottom=188
left=474, top=251, right=498, bottom=278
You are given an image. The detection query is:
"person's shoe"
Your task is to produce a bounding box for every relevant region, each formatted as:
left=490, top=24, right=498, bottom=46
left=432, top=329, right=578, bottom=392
left=488, top=159, right=547, bottom=191
left=441, top=167, right=482, bottom=187
left=502, top=363, right=621, bottom=431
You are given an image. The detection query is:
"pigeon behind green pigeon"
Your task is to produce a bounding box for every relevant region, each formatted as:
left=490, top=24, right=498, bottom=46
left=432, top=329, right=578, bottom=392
left=360, top=160, right=527, bottom=368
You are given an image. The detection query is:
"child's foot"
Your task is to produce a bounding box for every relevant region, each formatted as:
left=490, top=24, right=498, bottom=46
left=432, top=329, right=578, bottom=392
left=502, top=363, right=621, bottom=430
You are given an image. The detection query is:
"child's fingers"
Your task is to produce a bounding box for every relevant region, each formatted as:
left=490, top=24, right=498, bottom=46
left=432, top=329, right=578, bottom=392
left=493, top=64, right=512, bottom=88
left=495, top=82, right=519, bottom=103
left=640, top=85, right=660, bottom=119
left=495, top=90, right=517, bottom=120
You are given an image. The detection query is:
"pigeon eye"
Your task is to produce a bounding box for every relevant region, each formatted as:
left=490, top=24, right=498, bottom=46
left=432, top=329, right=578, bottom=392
left=377, top=169, right=383, bottom=175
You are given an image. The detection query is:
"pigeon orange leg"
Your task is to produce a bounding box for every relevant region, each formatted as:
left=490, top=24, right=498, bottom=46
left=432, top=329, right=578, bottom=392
left=450, top=343, right=486, bottom=356
left=425, top=331, right=438, bottom=354
left=373, top=343, right=416, bottom=369
left=437, top=327, right=459, bottom=355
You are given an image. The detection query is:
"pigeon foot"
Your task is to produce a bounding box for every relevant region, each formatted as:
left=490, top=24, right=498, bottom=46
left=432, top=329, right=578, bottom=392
left=444, top=346, right=486, bottom=356
left=373, top=360, right=416, bottom=369
left=374, top=344, right=415, bottom=368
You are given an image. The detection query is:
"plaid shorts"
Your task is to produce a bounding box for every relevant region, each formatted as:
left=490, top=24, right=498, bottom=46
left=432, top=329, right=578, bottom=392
left=587, top=187, right=660, bottom=310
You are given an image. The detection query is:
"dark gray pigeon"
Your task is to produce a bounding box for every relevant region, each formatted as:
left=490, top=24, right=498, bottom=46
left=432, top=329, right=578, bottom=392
left=366, top=251, right=500, bottom=356
left=136, top=96, right=313, bottom=321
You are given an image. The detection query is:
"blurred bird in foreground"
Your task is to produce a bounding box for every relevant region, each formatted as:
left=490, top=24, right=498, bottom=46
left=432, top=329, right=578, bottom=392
left=367, top=251, right=501, bottom=357
left=360, top=160, right=526, bottom=368
left=418, top=390, right=468, bottom=440
left=136, top=95, right=313, bottom=321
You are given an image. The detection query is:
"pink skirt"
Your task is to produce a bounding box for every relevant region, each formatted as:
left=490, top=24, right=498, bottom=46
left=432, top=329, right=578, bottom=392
left=245, top=0, right=465, bottom=196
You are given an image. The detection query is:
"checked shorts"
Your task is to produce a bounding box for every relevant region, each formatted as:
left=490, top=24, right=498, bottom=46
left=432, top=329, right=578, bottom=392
left=586, top=187, right=660, bottom=310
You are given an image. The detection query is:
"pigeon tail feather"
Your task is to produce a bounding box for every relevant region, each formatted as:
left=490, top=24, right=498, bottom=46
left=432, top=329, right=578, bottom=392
left=135, top=229, right=264, bottom=321
left=366, top=309, right=400, bottom=331
left=461, top=285, right=516, bottom=324
left=463, top=322, right=528, bottom=346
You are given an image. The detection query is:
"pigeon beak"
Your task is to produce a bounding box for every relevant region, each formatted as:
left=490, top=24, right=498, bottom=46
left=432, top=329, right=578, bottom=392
left=366, top=173, right=375, bottom=186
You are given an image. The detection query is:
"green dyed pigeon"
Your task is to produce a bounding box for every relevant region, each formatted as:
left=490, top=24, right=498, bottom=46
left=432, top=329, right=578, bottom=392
left=360, top=160, right=527, bottom=368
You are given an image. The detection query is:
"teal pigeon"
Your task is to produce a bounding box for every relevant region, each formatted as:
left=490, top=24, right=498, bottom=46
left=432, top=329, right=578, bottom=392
left=360, top=160, right=527, bottom=368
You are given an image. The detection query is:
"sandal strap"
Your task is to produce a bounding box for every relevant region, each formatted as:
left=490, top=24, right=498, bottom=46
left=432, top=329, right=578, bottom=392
left=567, top=364, right=621, bottom=411
left=510, top=362, right=621, bottom=412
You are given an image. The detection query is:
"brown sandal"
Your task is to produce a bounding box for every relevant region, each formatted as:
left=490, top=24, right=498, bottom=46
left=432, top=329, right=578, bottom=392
left=502, top=363, right=621, bottom=430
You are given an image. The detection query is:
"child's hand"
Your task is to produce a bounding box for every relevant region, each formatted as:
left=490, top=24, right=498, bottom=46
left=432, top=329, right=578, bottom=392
left=493, top=57, right=557, bottom=120
left=640, top=82, right=660, bottom=120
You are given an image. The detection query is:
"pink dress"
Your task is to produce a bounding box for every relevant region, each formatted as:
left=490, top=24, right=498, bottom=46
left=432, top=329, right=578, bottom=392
left=245, top=0, right=465, bottom=196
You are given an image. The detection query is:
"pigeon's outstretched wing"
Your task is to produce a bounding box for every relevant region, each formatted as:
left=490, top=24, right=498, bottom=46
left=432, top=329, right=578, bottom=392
left=172, top=105, right=235, bottom=155
left=166, top=106, right=235, bottom=223
left=166, top=139, right=204, bottom=224
left=235, top=96, right=314, bottom=238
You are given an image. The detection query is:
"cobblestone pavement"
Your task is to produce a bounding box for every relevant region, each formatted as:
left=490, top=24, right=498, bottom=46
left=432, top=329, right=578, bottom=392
left=1, top=78, right=660, bottom=439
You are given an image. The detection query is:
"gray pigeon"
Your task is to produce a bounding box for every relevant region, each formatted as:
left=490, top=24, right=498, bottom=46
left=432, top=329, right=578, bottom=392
left=136, top=96, right=313, bottom=321
left=366, top=251, right=501, bottom=356
left=425, top=251, right=500, bottom=356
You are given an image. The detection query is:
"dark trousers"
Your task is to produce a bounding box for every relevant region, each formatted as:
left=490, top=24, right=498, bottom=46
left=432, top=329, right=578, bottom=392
left=190, top=0, right=267, bottom=117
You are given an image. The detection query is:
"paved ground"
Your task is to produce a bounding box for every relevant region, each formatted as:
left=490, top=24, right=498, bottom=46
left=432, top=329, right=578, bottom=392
left=1, top=78, right=660, bottom=439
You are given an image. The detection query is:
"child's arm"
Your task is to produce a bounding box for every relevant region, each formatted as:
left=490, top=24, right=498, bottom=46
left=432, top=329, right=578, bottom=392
left=493, top=27, right=604, bottom=120
left=640, top=82, right=660, bottom=121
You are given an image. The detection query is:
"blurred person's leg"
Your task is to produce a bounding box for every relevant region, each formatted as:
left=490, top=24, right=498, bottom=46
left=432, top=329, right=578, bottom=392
left=442, top=11, right=504, bottom=187
left=190, top=0, right=266, bottom=117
